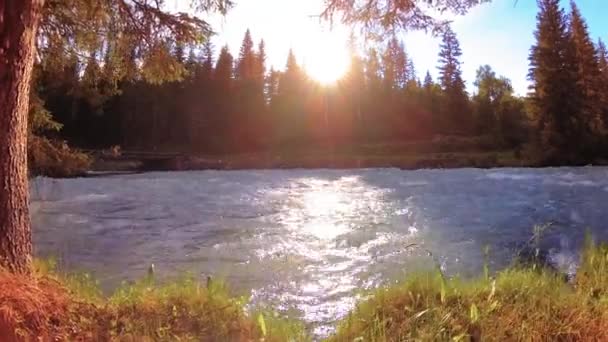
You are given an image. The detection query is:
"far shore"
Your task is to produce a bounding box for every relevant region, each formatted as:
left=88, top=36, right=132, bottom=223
left=87, top=150, right=606, bottom=175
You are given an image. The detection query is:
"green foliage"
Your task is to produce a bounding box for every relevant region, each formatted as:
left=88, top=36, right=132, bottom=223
left=253, top=309, right=311, bottom=342
left=28, top=136, right=92, bottom=177
left=39, top=0, right=233, bottom=87
left=438, top=26, right=471, bottom=135
left=26, top=0, right=235, bottom=177
left=330, top=242, right=608, bottom=341
left=528, top=0, right=602, bottom=163
left=321, top=0, right=490, bottom=38
left=569, top=1, right=603, bottom=135
left=473, top=65, right=529, bottom=147
left=33, top=258, right=103, bottom=303
left=29, top=91, right=63, bottom=133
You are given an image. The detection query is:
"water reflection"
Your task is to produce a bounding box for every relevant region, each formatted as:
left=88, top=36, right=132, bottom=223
left=251, top=176, right=418, bottom=336
left=31, top=168, right=608, bottom=338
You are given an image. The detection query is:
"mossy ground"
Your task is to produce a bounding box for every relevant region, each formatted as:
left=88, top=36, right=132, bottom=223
left=2, top=239, right=608, bottom=341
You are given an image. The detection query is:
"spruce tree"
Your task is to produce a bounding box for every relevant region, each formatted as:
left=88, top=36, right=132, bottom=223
left=214, top=45, right=235, bottom=146
left=598, top=39, right=608, bottom=131
left=568, top=1, right=602, bottom=136
left=278, top=49, right=302, bottom=97
left=255, top=40, right=267, bottom=92
left=437, top=26, right=470, bottom=134
left=599, top=39, right=608, bottom=77
left=528, top=0, right=583, bottom=159
left=276, top=50, right=306, bottom=144
left=235, top=30, right=259, bottom=149
left=382, top=38, right=398, bottom=90
left=423, top=71, right=434, bottom=90
left=345, top=52, right=366, bottom=139
left=236, top=29, right=255, bottom=81
left=422, top=70, right=442, bottom=134
left=202, top=41, right=215, bottom=80
left=365, top=48, right=386, bottom=139
left=365, top=48, right=382, bottom=89
left=406, top=58, right=416, bottom=85
left=255, top=40, right=268, bottom=109
left=252, top=39, right=268, bottom=146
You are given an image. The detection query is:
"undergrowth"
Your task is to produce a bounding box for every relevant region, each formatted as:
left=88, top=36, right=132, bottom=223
left=28, top=135, right=92, bottom=177
left=2, top=237, right=608, bottom=341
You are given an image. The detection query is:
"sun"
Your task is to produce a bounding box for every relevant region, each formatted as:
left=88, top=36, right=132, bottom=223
left=301, top=29, right=351, bottom=85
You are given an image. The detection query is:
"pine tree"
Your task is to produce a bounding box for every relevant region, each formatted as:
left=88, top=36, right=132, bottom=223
left=599, top=39, right=608, bottom=76
left=437, top=26, right=470, bottom=134
left=275, top=49, right=306, bottom=144
left=421, top=70, right=442, bottom=134
left=438, top=27, right=464, bottom=91
left=255, top=40, right=267, bottom=75
left=382, top=38, right=396, bottom=90
left=528, top=0, right=583, bottom=159
left=185, top=49, right=199, bottom=78
left=214, top=45, right=235, bottom=146
left=406, top=58, right=416, bottom=85
left=278, top=49, right=302, bottom=97
left=423, top=71, right=434, bottom=90
left=345, top=52, right=366, bottom=139
left=202, top=41, right=215, bottom=80
left=236, top=29, right=255, bottom=81
left=251, top=39, right=268, bottom=146
left=255, top=40, right=267, bottom=94
left=365, top=48, right=382, bottom=89
left=597, top=39, right=608, bottom=131
left=255, top=40, right=267, bottom=108
left=267, top=67, right=279, bottom=105
left=267, top=66, right=281, bottom=142
left=382, top=37, right=410, bottom=91
left=364, top=48, right=385, bottom=139
left=569, top=1, right=602, bottom=135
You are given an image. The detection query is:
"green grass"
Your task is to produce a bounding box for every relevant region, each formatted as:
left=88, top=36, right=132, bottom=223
left=329, top=237, right=608, bottom=341
left=11, top=236, right=608, bottom=341
left=21, top=260, right=308, bottom=341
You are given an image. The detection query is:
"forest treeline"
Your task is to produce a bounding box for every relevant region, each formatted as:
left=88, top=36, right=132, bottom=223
left=32, top=0, right=608, bottom=164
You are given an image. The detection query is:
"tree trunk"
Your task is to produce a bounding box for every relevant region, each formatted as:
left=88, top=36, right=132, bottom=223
left=0, top=0, right=45, bottom=273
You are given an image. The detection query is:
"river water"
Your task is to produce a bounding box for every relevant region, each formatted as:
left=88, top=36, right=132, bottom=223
left=30, top=167, right=608, bottom=336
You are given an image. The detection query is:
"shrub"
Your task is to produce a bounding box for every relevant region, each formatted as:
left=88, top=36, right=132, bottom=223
left=28, top=135, right=92, bottom=178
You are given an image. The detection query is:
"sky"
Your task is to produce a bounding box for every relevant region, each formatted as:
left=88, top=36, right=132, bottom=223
left=179, top=0, right=608, bottom=95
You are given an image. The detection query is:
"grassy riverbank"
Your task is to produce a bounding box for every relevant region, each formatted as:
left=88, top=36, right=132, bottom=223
left=331, top=238, right=608, bottom=341
left=0, top=261, right=307, bottom=341
left=2, top=239, right=608, bottom=341
left=90, top=138, right=608, bottom=174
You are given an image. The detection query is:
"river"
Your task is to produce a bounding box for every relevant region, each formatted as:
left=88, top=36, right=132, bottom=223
left=30, top=167, right=608, bottom=336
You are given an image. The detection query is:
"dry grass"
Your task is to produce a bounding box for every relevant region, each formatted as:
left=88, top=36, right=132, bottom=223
left=0, top=269, right=80, bottom=341
left=0, top=261, right=307, bottom=341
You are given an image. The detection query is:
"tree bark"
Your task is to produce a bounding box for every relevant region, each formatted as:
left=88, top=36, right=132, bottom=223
left=0, top=0, right=45, bottom=273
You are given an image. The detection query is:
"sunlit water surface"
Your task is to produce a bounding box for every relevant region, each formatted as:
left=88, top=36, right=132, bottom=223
left=31, top=168, right=608, bottom=336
